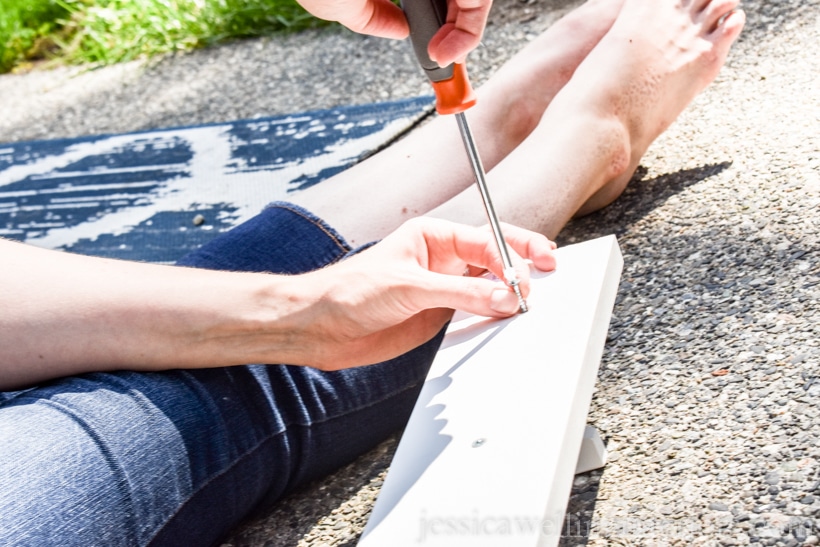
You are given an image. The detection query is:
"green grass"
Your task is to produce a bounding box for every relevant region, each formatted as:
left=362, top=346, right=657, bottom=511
left=0, top=0, right=327, bottom=73
left=0, top=0, right=70, bottom=72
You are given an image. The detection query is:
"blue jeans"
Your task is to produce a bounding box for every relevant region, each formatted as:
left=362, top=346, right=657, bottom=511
left=0, top=202, right=444, bottom=546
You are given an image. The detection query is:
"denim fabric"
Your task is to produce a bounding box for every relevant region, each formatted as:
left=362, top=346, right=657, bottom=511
left=0, top=202, right=444, bottom=547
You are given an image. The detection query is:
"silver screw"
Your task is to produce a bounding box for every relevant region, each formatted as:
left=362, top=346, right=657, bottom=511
left=472, top=438, right=486, bottom=448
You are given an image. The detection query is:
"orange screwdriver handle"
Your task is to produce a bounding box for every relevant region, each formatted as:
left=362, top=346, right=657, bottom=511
left=401, top=0, right=477, bottom=115
left=430, top=62, right=477, bottom=115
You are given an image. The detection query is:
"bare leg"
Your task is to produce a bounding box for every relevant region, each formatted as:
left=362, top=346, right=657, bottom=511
left=293, top=0, right=624, bottom=246
left=428, top=0, right=745, bottom=238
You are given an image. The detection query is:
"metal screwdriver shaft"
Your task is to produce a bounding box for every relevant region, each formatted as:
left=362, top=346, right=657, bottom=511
left=455, top=112, right=528, bottom=314
left=400, top=0, right=528, bottom=314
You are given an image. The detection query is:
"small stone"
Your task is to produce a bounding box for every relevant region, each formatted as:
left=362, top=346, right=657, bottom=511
left=801, top=495, right=816, bottom=505
left=709, top=502, right=730, bottom=512
left=791, top=354, right=808, bottom=364
left=192, top=214, right=206, bottom=226
left=758, top=526, right=781, bottom=538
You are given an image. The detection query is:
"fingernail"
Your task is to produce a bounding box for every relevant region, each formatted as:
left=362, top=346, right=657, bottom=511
left=490, top=287, right=519, bottom=315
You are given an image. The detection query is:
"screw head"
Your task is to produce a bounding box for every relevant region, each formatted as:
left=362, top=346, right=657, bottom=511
left=472, top=438, right=486, bottom=448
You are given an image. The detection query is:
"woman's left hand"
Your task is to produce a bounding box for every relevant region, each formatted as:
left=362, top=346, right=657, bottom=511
left=292, top=217, right=556, bottom=369
left=0, top=218, right=554, bottom=387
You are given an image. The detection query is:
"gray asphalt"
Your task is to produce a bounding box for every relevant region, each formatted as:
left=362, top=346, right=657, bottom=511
left=1, top=0, right=818, bottom=545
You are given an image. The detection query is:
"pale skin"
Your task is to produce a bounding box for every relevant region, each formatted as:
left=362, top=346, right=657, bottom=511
left=0, top=0, right=744, bottom=390
left=0, top=220, right=552, bottom=389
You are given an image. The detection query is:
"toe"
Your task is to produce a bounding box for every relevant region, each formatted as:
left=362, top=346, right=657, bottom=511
left=701, top=0, right=742, bottom=33
left=711, top=7, right=745, bottom=41
left=689, top=0, right=712, bottom=16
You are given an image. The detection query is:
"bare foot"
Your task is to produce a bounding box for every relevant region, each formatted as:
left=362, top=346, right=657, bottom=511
left=561, top=0, right=746, bottom=216
left=429, top=0, right=746, bottom=238
left=477, top=0, right=626, bottom=146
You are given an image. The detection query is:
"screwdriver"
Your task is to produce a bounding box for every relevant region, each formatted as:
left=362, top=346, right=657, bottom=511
left=401, top=0, right=528, bottom=314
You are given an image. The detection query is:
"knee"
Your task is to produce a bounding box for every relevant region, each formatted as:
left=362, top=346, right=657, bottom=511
left=0, top=378, right=194, bottom=546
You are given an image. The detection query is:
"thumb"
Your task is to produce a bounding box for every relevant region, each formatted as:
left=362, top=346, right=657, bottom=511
left=413, top=272, right=523, bottom=318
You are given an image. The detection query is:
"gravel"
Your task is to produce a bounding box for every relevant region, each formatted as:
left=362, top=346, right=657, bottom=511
left=1, top=0, right=818, bottom=545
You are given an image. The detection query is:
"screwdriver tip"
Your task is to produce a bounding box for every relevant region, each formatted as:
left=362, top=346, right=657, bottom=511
left=511, top=283, right=528, bottom=314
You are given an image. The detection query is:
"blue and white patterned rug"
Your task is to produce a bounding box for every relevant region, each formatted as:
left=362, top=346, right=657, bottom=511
left=0, top=96, right=433, bottom=263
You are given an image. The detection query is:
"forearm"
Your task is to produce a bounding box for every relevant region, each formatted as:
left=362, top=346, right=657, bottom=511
left=0, top=239, right=309, bottom=389
left=0, top=219, right=556, bottom=389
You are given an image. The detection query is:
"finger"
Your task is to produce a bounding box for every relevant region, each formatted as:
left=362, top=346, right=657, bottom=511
left=303, top=0, right=409, bottom=39
left=413, top=220, right=516, bottom=277
left=409, top=219, right=553, bottom=285
left=345, top=0, right=410, bottom=39
left=427, top=0, right=491, bottom=65
left=409, top=270, right=527, bottom=318
left=447, top=225, right=550, bottom=290
left=495, top=223, right=557, bottom=273
left=413, top=224, right=532, bottom=303
left=357, top=0, right=411, bottom=39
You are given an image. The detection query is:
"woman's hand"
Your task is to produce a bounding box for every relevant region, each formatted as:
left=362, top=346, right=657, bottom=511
left=297, top=0, right=410, bottom=40
left=295, top=0, right=492, bottom=67
left=0, top=219, right=553, bottom=388
left=288, top=217, right=556, bottom=370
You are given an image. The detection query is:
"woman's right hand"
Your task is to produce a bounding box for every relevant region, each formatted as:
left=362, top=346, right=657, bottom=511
left=294, top=0, right=493, bottom=66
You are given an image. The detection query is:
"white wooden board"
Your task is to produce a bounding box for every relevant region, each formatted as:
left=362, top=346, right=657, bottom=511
left=359, top=235, right=623, bottom=547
